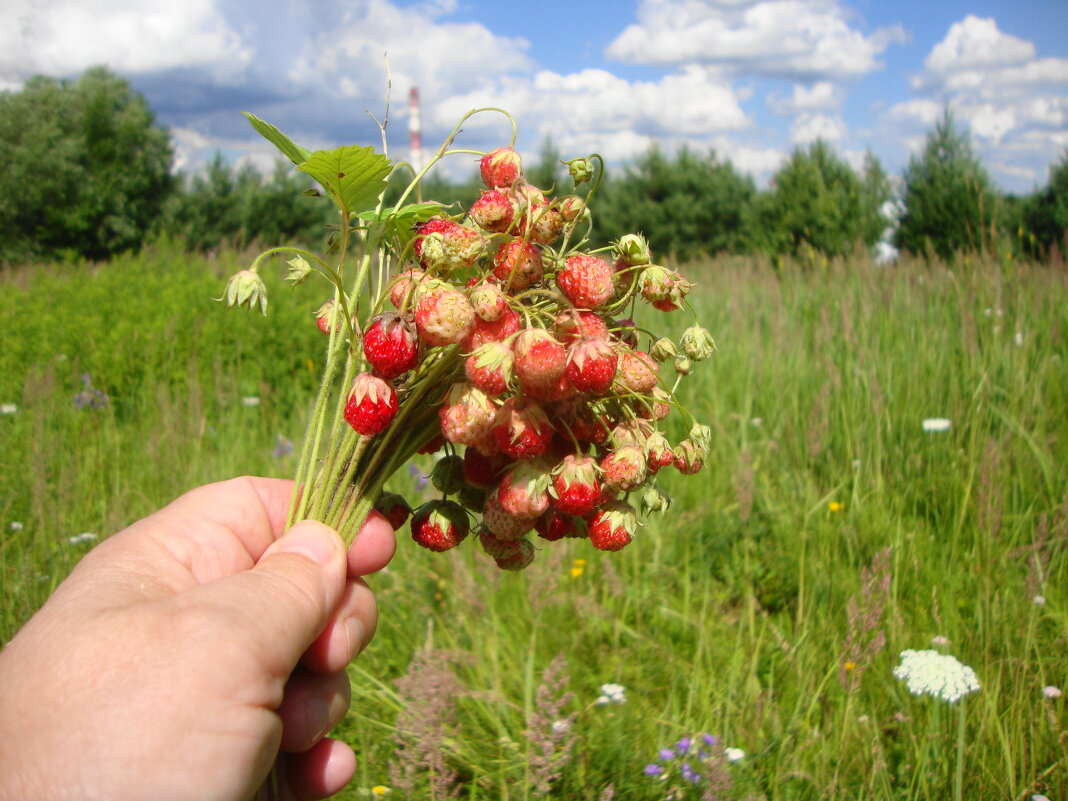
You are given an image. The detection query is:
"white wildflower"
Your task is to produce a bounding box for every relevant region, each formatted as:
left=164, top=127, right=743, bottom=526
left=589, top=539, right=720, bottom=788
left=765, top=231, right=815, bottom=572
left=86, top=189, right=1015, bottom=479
left=1033, top=594, right=1046, bottom=606
left=749, top=417, right=763, bottom=427
left=921, top=418, right=951, bottom=433
left=9, top=521, right=23, bottom=531
left=67, top=532, right=98, bottom=545
left=724, top=747, right=745, bottom=763
left=1042, top=686, right=1062, bottom=699
left=1014, top=331, right=1024, bottom=347
left=241, top=396, right=261, bottom=407
left=551, top=719, right=572, bottom=735
left=930, top=635, right=951, bottom=647
left=1031, top=795, right=1050, bottom=801
left=0, top=403, right=17, bottom=415
left=893, top=649, right=980, bottom=703
left=595, top=683, right=626, bottom=705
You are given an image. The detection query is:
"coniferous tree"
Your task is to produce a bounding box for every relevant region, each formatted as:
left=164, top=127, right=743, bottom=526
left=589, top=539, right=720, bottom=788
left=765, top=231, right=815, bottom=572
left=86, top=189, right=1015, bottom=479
left=895, top=109, right=998, bottom=260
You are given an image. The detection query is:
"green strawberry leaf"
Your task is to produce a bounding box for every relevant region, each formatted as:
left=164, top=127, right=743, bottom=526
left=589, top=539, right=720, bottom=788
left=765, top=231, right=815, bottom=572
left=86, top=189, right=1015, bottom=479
left=357, top=201, right=449, bottom=248
left=298, top=146, right=393, bottom=216
left=242, top=113, right=311, bottom=165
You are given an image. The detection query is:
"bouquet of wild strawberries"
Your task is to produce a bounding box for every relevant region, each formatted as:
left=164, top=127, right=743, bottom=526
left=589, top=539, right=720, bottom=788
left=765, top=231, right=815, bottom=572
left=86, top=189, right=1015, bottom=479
left=222, top=108, right=714, bottom=569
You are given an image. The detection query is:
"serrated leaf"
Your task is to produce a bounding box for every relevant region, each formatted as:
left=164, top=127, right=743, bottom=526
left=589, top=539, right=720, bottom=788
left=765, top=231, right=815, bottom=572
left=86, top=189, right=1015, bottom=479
left=298, top=146, right=392, bottom=215
left=243, top=112, right=311, bottom=165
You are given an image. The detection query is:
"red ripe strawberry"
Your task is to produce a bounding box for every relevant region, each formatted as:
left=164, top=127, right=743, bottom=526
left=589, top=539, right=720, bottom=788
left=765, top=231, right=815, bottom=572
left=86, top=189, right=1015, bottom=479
left=413, top=218, right=483, bottom=274
left=492, top=238, right=544, bottom=291
left=513, top=327, right=566, bottom=392
left=497, top=461, right=552, bottom=519
left=439, top=383, right=498, bottom=447
left=644, top=430, right=675, bottom=474
left=534, top=508, right=582, bottom=541
left=417, top=434, right=444, bottom=454
left=615, top=349, right=659, bottom=394
left=495, top=538, right=535, bottom=570
left=566, top=405, right=613, bottom=445
left=315, top=299, right=339, bottom=335
left=480, top=146, right=523, bottom=188
left=491, top=397, right=554, bottom=460
left=410, top=500, right=470, bottom=552
left=482, top=495, right=536, bottom=541
left=556, top=254, right=615, bottom=310
left=343, top=373, right=398, bottom=435
left=637, top=386, right=672, bottom=421
left=673, top=439, right=706, bottom=475
left=588, top=501, right=638, bottom=551
left=522, top=370, right=576, bottom=403
left=415, top=284, right=475, bottom=346
left=465, top=341, right=514, bottom=396
left=362, top=313, right=419, bottom=379
left=462, top=447, right=508, bottom=489
left=374, top=492, right=412, bottom=531
left=550, top=454, right=602, bottom=516
left=469, top=281, right=509, bottom=321
left=554, top=309, right=608, bottom=345
left=565, top=337, right=618, bottom=395
left=390, top=267, right=426, bottom=310
left=600, top=445, right=648, bottom=491
left=469, top=189, right=516, bottom=233
left=462, top=306, right=521, bottom=352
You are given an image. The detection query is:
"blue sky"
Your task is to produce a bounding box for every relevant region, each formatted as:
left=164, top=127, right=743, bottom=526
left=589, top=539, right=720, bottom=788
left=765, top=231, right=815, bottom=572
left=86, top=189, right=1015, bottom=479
left=3, top=0, right=1066, bottom=193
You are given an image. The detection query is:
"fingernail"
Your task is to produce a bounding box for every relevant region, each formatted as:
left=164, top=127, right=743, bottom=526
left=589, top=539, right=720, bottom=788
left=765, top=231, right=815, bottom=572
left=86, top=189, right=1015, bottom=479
left=277, top=523, right=337, bottom=567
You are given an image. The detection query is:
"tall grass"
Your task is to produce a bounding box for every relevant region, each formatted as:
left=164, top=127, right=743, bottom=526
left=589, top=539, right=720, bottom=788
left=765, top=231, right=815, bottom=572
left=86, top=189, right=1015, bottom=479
left=1, top=245, right=1065, bottom=799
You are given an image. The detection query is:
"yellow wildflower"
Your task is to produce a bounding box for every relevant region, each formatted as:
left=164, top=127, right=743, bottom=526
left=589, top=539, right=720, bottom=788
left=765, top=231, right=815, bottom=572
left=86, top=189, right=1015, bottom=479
left=829, top=501, right=844, bottom=513
left=844, top=661, right=856, bottom=671
left=570, top=566, right=584, bottom=579
left=372, top=787, right=391, bottom=796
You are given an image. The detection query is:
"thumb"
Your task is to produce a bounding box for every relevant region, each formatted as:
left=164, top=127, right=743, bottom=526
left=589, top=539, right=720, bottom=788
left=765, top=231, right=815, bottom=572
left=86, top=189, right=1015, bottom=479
left=193, top=520, right=348, bottom=676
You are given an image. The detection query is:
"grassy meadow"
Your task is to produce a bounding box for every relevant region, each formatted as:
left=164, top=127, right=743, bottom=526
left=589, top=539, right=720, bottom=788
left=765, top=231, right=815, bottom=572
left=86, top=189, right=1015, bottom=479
left=1, top=244, right=1066, bottom=800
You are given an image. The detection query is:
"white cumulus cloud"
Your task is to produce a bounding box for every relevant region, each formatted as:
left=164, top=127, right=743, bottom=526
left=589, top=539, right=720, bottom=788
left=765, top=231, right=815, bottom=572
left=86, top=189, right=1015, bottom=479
left=790, top=112, right=847, bottom=144
left=0, top=0, right=251, bottom=86
left=768, top=81, right=844, bottom=114
left=605, top=0, right=906, bottom=81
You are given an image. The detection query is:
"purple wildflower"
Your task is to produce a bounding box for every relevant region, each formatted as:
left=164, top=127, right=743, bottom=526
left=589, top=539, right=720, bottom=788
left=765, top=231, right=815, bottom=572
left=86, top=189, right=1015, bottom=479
left=702, top=733, right=718, bottom=746
left=658, top=748, right=675, bottom=761
left=643, top=764, right=663, bottom=776
left=675, top=737, right=692, bottom=755
left=680, top=762, right=698, bottom=784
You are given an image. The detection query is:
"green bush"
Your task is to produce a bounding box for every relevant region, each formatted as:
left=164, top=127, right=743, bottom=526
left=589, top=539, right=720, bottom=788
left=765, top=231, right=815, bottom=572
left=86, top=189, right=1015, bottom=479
left=0, top=67, right=174, bottom=265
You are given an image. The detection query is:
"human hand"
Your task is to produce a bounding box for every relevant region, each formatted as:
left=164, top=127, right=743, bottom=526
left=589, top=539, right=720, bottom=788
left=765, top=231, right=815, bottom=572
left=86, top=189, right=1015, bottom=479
left=0, top=476, right=396, bottom=801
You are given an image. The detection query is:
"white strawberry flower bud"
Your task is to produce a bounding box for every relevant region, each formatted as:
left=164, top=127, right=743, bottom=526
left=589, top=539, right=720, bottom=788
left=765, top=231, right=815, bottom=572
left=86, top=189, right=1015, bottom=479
left=640, top=486, right=671, bottom=515
left=650, top=337, right=678, bottom=363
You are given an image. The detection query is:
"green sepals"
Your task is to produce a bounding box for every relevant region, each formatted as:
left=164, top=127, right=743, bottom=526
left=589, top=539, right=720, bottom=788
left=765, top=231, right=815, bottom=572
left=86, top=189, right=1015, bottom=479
left=615, top=233, right=652, bottom=266
left=222, top=269, right=268, bottom=315
left=243, top=112, right=312, bottom=165
left=298, top=145, right=392, bottom=215
left=680, top=325, right=717, bottom=361
left=650, top=337, right=678, bottom=363
left=564, top=157, right=595, bottom=185
left=285, top=256, right=313, bottom=286
left=674, top=355, right=692, bottom=375
left=641, top=486, right=671, bottom=516
left=431, top=454, right=466, bottom=495
left=689, top=423, right=712, bottom=451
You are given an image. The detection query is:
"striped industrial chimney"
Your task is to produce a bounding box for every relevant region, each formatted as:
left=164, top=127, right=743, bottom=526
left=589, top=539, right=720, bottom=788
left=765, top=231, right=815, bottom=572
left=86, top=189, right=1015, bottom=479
left=408, top=87, right=423, bottom=172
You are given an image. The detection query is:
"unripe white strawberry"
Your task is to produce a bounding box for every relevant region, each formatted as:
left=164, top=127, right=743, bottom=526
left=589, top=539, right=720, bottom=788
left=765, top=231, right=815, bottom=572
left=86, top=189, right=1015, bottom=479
left=495, top=538, right=535, bottom=570
left=469, top=189, right=517, bottom=233
left=415, top=284, right=475, bottom=346
left=413, top=218, right=484, bottom=275
left=482, top=495, right=536, bottom=541
left=469, top=282, right=509, bottom=322
left=438, top=382, right=498, bottom=447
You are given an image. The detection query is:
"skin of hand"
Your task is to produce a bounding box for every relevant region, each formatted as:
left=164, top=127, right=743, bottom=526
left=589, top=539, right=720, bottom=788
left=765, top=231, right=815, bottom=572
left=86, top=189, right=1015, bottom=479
left=0, top=476, right=396, bottom=801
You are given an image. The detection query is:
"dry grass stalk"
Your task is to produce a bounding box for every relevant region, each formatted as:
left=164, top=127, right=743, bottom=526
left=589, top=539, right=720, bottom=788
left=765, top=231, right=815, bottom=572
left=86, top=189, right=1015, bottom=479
left=735, top=449, right=754, bottom=524
left=524, top=654, right=577, bottom=797
left=838, top=547, right=893, bottom=692
left=389, top=647, right=467, bottom=798
left=976, top=437, right=1003, bottom=540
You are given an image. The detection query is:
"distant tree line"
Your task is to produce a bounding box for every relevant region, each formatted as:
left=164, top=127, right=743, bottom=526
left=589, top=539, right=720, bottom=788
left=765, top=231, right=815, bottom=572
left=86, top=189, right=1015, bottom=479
left=1, top=68, right=1065, bottom=266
